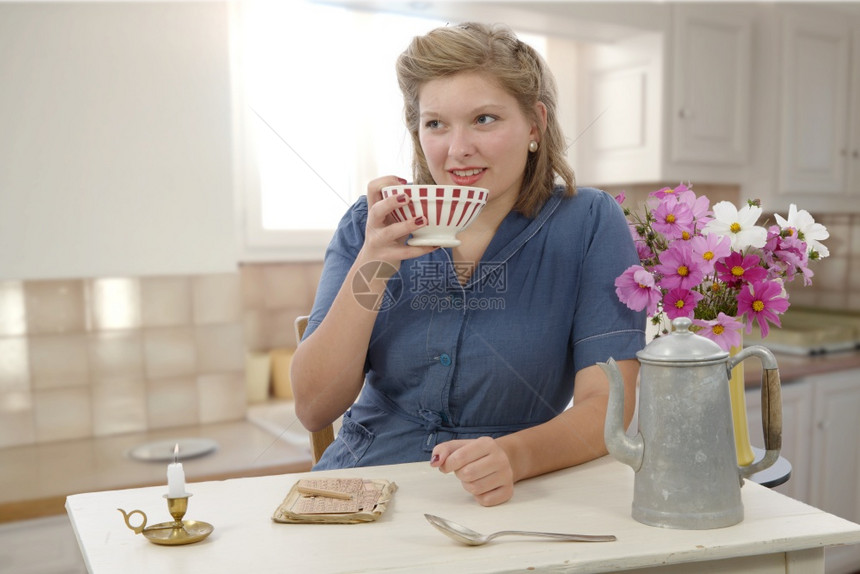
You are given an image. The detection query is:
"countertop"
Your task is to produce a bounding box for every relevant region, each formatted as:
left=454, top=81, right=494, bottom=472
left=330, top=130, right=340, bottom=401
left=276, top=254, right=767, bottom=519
left=66, top=456, right=860, bottom=573
left=743, top=348, right=860, bottom=388
left=0, top=408, right=313, bottom=523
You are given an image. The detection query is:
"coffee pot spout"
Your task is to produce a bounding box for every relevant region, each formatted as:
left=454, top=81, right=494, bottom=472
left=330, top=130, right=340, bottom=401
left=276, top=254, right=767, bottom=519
left=599, top=358, right=643, bottom=471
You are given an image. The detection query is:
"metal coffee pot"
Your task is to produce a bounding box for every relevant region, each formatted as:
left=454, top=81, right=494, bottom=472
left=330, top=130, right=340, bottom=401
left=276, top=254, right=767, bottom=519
left=599, top=317, right=782, bottom=529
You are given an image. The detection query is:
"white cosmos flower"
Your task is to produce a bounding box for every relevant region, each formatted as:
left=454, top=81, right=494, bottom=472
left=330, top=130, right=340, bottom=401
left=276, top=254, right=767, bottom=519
left=702, top=201, right=767, bottom=250
left=774, top=204, right=830, bottom=259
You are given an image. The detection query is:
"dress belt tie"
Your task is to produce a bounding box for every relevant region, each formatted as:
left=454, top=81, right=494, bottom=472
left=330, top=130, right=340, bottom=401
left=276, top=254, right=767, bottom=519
left=361, top=384, right=534, bottom=435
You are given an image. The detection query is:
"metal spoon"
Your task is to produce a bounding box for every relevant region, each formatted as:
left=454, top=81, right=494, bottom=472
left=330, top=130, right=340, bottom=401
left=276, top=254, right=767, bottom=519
left=424, top=514, right=617, bottom=546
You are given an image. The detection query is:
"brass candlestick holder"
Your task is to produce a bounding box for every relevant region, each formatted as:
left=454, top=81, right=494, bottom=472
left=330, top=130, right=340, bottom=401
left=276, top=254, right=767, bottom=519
left=118, top=494, right=214, bottom=546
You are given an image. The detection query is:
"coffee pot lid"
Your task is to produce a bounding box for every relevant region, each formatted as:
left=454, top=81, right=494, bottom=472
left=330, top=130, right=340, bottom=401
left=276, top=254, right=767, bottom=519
left=637, top=317, right=729, bottom=363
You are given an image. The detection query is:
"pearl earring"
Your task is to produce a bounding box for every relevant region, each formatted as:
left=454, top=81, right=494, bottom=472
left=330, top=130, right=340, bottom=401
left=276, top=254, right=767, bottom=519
left=528, top=140, right=539, bottom=153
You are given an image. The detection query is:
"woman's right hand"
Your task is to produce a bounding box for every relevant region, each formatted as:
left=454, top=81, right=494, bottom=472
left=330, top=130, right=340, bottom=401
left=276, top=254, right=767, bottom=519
left=361, top=175, right=438, bottom=268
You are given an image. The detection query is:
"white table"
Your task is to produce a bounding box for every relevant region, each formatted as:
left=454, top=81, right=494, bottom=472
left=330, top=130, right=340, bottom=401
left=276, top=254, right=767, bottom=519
left=66, top=456, right=860, bottom=573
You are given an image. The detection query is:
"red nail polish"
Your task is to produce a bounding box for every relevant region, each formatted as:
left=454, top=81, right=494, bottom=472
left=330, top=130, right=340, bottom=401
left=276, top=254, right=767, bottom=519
left=397, top=194, right=408, bottom=203
left=431, top=454, right=440, bottom=463
left=415, top=216, right=426, bottom=226
left=397, top=177, right=408, bottom=184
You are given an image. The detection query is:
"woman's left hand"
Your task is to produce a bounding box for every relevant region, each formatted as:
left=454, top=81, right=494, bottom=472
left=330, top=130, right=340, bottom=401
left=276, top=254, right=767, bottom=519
left=430, top=437, right=514, bottom=506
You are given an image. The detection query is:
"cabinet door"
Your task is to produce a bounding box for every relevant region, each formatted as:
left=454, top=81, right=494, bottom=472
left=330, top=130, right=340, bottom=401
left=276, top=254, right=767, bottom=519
left=850, top=29, right=860, bottom=195
left=779, top=11, right=850, bottom=194
left=809, top=370, right=860, bottom=520
left=576, top=34, right=663, bottom=186
left=745, top=380, right=813, bottom=502
left=809, top=370, right=860, bottom=573
left=670, top=5, right=751, bottom=165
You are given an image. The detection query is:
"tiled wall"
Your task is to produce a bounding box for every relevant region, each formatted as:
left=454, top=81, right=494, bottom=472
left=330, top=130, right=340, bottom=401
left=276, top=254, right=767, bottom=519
left=784, top=213, right=860, bottom=311
left=0, top=263, right=322, bottom=449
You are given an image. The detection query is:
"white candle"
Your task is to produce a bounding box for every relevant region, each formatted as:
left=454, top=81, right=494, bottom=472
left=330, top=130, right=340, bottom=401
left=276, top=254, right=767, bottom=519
left=167, top=443, right=186, bottom=498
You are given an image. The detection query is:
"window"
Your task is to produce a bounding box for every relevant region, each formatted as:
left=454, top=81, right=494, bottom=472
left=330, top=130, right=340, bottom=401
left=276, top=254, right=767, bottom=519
left=233, top=1, right=546, bottom=260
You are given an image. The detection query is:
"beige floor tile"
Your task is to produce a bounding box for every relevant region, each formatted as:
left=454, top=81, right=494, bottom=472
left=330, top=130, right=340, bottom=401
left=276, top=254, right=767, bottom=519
left=33, top=387, right=92, bottom=442
left=817, top=215, right=849, bottom=257
left=28, top=334, right=90, bottom=390
left=0, top=390, right=35, bottom=448
left=849, top=216, right=860, bottom=254
left=24, top=280, right=87, bottom=334
left=86, top=277, right=141, bottom=331
left=0, top=281, right=26, bottom=337
left=786, top=288, right=818, bottom=308
left=304, top=262, right=324, bottom=302
left=197, top=372, right=246, bottom=424
left=142, top=327, right=197, bottom=379
left=242, top=309, right=269, bottom=352
left=261, top=264, right=313, bottom=310
left=0, top=337, right=30, bottom=390
left=240, top=265, right=266, bottom=310
left=92, top=380, right=147, bottom=437
left=813, top=255, right=848, bottom=291
left=192, top=273, right=242, bottom=325
left=140, top=276, right=192, bottom=328
left=195, top=324, right=245, bottom=373
left=88, top=331, right=145, bottom=382
left=848, top=256, right=860, bottom=291
left=146, top=377, right=199, bottom=429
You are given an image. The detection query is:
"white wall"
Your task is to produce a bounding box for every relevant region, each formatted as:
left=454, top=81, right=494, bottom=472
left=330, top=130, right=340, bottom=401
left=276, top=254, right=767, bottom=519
left=0, top=2, right=237, bottom=280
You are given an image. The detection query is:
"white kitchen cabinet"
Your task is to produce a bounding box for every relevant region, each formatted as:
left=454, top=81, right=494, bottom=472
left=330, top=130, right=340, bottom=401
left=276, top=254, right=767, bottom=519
left=774, top=7, right=860, bottom=211
left=809, top=369, right=860, bottom=573
left=744, top=378, right=813, bottom=502
left=576, top=4, right=754, bottom=187
left=746, top=369, right=860, bottom=573
left=850, top=28, right=860, bottom=197
left=779, top=10, right=851, bottom=195
left=0, top=3, right=238, bottom=280
left=670, top=4, right=752, bottom=166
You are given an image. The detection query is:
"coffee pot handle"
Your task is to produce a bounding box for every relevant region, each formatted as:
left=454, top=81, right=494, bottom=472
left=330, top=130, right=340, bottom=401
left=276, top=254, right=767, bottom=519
left=728, top=346, right=783, bottom=477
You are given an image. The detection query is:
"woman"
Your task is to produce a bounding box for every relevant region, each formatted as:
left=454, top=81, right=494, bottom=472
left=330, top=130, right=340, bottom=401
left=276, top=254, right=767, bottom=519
left=290, top=22, right=644, bottom=507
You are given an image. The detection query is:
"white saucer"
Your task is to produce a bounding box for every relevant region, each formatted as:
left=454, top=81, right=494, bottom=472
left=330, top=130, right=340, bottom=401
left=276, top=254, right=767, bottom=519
left=128, top=438, right=219, bottom=462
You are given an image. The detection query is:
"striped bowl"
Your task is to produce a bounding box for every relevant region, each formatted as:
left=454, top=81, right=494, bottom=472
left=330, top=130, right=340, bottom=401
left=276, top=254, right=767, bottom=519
left=381, top=185, right=489, bottom=247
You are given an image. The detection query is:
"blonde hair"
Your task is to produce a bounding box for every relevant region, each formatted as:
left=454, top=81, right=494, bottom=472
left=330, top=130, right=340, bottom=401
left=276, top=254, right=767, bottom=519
left=396, top=22, right=575, bottom=217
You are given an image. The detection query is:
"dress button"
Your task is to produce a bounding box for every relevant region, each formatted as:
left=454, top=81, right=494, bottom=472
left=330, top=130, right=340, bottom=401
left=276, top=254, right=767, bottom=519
left=439, top=353, right=452, bottom=366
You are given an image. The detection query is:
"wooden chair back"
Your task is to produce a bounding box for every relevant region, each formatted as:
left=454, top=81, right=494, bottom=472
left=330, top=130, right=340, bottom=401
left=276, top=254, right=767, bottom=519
left=294, top=316, right=335, bottom=465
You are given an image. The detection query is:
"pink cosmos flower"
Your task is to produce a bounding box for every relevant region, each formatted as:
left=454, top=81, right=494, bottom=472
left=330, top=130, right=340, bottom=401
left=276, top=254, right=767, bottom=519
left=635, top=240, right=654, bottom=263
left=613, top=183, right=828, bottom=348
left=692, top=312, right=743, bottom=351
left=714, top=251, right=767, bottom=287
left=651, top=184, right=690, bottom=200
left=737, top=280, right=790, bottom=338
left=614, top=265, right=662, bottom=316
left=763, top=225, right=811, bottom=285
left=675, top=189, right=712, bottom=229
left=689, top=234, right=731, bottom=275
left=652, top=197, right=694, bottom=240
left=628, top=225, right=655, bottom=262
left=655, top=243, right=705, bottom=290
left=663, top=287, right=704, bottom=320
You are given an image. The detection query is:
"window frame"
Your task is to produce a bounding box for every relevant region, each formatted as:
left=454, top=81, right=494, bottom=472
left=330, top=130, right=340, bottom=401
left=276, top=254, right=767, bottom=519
left=231, top=2, right=550, bottom=263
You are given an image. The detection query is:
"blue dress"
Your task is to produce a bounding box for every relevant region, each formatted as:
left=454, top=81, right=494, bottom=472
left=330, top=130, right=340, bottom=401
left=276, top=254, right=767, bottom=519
left=305, top=187, right=646, bottom=469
